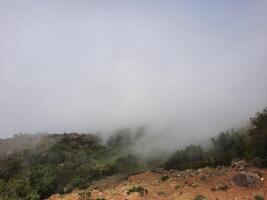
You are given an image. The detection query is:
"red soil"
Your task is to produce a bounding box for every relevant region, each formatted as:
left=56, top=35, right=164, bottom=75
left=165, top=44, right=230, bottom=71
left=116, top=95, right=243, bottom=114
left=49, top=167, right=267, bottom=200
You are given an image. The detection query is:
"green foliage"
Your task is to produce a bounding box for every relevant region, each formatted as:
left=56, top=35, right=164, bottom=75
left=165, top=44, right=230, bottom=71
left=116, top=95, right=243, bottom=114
left=0, top=108, right=267, bottom=199
left=114, top=154, right=140, bottom=173
left=210, top=130, right=250, bottom=165
left=0, top=164, right=55, bottom=199
left=164, top=145, right=207, bottom=170
left=64, top=178, right=87, bottom=193
left=0, top=131, right=147, bottom=199
left=165, top=107, right=267, bottom=170
left=164, top=130, right=250, bottom=170
left=0, top=176, right=39, bottom=200
left=107, top=128, right=132, bottom=147
left=249, top=108, right=267, bottom=158
left=127, top=186, right=148, bottom=196
left=0, top=154, right=22, bottom=180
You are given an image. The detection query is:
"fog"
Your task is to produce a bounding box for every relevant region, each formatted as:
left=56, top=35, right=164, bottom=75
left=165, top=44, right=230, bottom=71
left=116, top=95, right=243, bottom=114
left=0, top=1, right=267, bottom=149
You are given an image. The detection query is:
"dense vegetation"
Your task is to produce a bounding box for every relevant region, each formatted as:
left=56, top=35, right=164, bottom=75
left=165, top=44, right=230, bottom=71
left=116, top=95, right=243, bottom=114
left=0, top=130, right=145, bottom=200
left=0, top=107, right=266, bottom=199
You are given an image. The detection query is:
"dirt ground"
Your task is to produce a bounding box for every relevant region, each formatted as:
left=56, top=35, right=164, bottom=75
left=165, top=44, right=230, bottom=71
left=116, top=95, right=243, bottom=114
left=48, top=167, right=267, bottom=200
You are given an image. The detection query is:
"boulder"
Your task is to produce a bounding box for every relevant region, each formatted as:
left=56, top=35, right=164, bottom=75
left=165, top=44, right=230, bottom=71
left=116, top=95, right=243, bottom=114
left=232, top=171, right=262, bottom=187
left=211, top=183, right=229, bottom=191
left=231, top=159, right=248, bottom=170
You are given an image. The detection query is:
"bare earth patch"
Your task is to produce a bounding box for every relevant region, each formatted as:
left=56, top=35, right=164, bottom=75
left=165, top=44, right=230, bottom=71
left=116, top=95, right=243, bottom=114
left=48, top=167, right=267, bottom=200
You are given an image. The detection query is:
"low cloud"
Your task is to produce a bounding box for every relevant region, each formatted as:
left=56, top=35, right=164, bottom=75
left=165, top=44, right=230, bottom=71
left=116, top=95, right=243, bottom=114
left=0, top=1, right=267, bottom=149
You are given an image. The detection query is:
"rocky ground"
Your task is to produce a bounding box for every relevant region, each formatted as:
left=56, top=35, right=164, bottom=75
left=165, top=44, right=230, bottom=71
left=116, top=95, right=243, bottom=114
left=48, top=165, right=267, bottom=200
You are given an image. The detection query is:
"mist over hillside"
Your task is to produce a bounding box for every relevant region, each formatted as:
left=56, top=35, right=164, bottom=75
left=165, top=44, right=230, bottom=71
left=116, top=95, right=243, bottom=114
left=1, top=1, right=267, bottom=148
left=1, top=1, right=267, bottom=199
left=0, top=107, right=266, bottom=199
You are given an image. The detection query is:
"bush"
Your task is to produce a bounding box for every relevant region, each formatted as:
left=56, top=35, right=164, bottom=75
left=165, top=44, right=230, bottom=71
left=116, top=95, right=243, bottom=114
left=0, top=155, right=22, bottom=180
left=107, top=128, right=132, bottom=147
left=210, top=130, right=250, bottom=165
left=0, top=176, right=39, bottom=200
left=114, top=155, right=140, bottom=173
left=127, top=186, right=148, bottom=196
left=175, top=184, right=184, bottom=189
left=0, top=133, right=123, bottom=199
left=26, top=165, right=56, bottom=198
left=0, top=108, right=267, bottom=199
left=79, top=191, right=91, bottom=199
left=249, top=108, right=267, bottom=158
left=164, top=145, right=207, bottom=170
left=160, top=175, right=169, bottom=181
left=64, top=178, right=87, bottom=193
left=157, top=191, right=165, bottom=196
left=194, top=194, right=207, bottom=200
left=254, top=193, right=265, bottom=200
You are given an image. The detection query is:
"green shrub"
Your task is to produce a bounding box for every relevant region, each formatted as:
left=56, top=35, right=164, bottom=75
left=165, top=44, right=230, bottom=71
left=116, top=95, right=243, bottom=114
left=164, top=145, right=207, bottom=170
left=127, top=186, right=148, bottom=196
left=175, top=184, right=184, bottom=189
left=254, top=193, right=265, bottom=200
left=210, top=130, right=250, bottom=165
left=107, top=128, right=132, bottom=147
left=160, top=175, right=169, bottom=181
left=0, top=107, right=267, bottom=200
left=157, top=191, right=165, bottom=195
left=0, top=155, right=22, bottom=180
left=79, top=191, right=91, bottom=199
left=249, top=108, right=267, bottom=159
left=0, top=176, right=39, bottom=200
left=64, top=178, right=86, bottom=193
left=194, top=194, right=207, bottom=200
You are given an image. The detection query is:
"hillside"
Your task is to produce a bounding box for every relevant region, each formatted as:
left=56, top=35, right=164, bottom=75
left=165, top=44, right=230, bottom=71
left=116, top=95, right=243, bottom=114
left=0, top=108, right=266, bottom=200
left=48, top=166, right=267, bottom=200
left=0, top=133, right=46, bottom=157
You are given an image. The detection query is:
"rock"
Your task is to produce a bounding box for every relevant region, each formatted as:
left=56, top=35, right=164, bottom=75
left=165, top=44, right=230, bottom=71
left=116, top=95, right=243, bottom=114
left=231, top=159, right=248, bottom=170
left=191, top=183, right=199, bottom=188
left=151, top=168, right=164, bottom=173
left=232, top=171, right=262, bottom=187
left=211, top=183, right=229, bottom=191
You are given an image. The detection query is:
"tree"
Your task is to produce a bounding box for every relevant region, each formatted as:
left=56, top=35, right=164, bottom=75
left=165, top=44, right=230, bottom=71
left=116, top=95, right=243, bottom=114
left=249, top=107, right=267, bottom=158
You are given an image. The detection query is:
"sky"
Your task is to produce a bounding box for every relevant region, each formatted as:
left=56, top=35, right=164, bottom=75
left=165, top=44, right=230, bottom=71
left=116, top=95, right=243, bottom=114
left=0, top=1, right=267, bottom=147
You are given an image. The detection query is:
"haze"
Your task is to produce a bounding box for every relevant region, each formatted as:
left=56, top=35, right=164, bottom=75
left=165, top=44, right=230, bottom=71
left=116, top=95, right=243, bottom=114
left=1, top=1, right=267, bottom=148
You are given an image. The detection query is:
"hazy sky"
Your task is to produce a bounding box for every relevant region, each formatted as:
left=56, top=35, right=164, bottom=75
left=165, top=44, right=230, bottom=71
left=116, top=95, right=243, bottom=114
left=1, top=1, right=267, bottom=143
